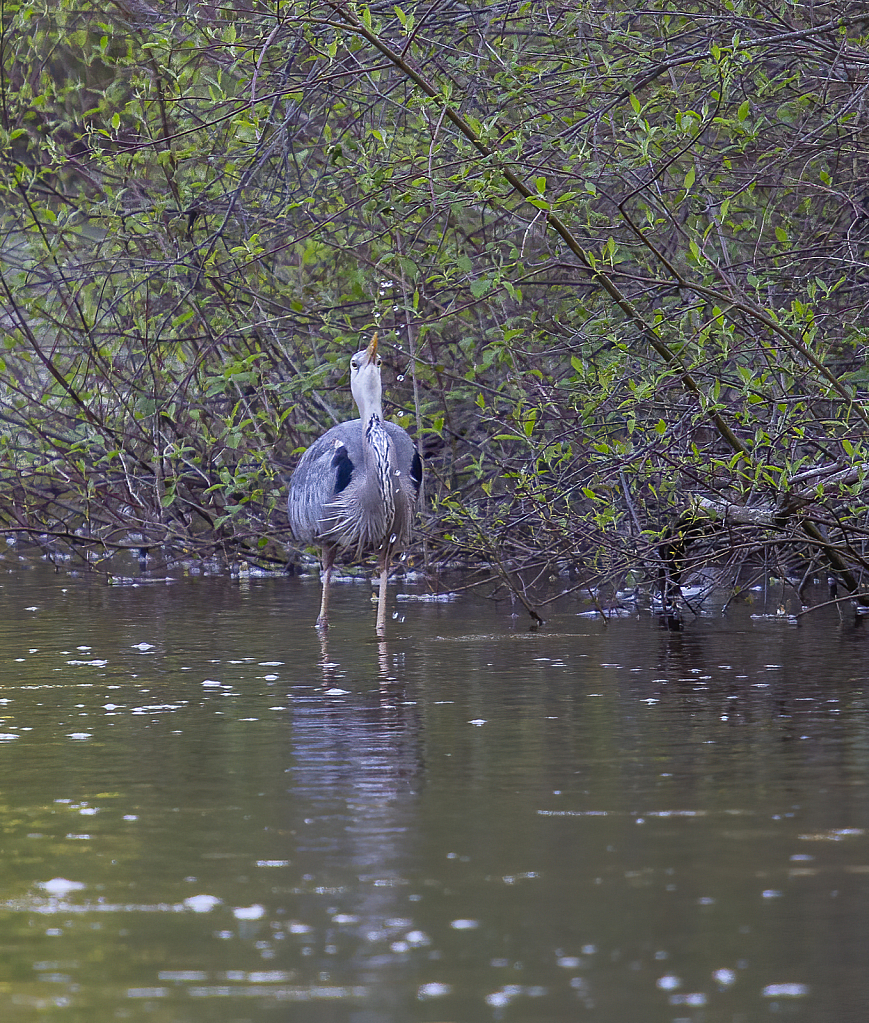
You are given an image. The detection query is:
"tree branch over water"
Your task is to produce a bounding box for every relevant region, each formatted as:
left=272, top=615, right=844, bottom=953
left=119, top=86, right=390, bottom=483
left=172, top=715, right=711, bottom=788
left=2, top=1, right=869, bottom=611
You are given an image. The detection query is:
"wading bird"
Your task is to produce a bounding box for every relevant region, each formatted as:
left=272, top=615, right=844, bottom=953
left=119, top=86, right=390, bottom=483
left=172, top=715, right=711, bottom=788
left=287, top=335, right=423, bottom=637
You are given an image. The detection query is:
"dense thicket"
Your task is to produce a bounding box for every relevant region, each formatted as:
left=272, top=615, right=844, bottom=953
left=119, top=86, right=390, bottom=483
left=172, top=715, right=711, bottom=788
left=2, top=1, right=869, bottom=612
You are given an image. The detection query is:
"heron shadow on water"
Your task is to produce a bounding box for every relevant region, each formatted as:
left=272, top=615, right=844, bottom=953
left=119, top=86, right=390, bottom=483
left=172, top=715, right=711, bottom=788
left=287, top=335, right=423, bottom=639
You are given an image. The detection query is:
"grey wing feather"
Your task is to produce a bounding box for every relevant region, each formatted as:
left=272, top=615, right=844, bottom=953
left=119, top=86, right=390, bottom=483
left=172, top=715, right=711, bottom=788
left=288, top=418, right=422, bottom=555
left=287, top=420, right=364, bottom=543
left=384, top=422, right=422, bottom=496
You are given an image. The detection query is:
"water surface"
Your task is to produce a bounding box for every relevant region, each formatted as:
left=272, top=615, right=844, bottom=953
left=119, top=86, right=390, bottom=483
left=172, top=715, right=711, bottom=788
left=0, top=556, right=866, bottom=1021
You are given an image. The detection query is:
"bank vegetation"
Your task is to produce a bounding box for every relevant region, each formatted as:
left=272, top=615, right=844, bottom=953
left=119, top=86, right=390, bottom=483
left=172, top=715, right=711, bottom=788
left=3, top=0, right=869, bottom=617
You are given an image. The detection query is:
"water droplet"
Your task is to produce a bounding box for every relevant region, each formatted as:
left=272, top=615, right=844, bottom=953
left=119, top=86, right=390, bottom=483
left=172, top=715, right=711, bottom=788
left=390, top=534, right=398, bottom=543
left=397, top=374, right=405, bottom=381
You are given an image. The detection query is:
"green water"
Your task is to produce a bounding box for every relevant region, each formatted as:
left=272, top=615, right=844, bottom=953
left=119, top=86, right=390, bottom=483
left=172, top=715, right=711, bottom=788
left=0, top=555, right=866, bottom=1021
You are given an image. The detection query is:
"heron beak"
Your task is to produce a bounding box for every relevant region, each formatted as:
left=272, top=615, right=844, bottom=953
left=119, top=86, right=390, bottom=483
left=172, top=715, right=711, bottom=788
left=365, top=334, right=378, bottom=363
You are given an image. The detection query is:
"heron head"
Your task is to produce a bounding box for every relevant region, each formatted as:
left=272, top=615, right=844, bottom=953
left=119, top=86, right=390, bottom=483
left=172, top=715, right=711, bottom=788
left=350, top=334, right=383, bottom=418
left=350, top=335, right=380, bottom=372
left=351, top=334, right=382, bottom=374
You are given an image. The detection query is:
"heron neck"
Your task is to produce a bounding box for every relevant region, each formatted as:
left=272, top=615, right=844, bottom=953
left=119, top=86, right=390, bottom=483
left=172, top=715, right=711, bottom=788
left=355, top=390, right=383, bottom=426
left=361, top=409, right=395, bottom=530
left=362, top=409, right=388, bottom=459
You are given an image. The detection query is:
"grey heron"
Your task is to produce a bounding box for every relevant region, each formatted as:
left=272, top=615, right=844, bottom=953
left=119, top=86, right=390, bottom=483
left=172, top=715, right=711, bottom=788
left=287, top=335, right=423, bottom=636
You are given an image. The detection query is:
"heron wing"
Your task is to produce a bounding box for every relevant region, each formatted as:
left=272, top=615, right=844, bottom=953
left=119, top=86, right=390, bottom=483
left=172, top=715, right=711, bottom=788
left=385, top=422, right=423, bottom=499
left=287, top=420, right=363, bottom=543
left=383, top=422, right=423, bottom=551
left=331, top=442, right=354, bottom=494
left=288, top=418, right=422, bottom=556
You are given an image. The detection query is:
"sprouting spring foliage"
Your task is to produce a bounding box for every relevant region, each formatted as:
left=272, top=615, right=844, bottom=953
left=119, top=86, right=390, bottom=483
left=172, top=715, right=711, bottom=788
left=2, top=2, right=869, bottom=596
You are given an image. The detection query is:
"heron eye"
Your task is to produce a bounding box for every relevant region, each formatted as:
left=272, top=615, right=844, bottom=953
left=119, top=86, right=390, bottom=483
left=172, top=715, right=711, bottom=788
left=376, top=357, right=382, bottom=367
left=350, top=360, right=358, bottom=369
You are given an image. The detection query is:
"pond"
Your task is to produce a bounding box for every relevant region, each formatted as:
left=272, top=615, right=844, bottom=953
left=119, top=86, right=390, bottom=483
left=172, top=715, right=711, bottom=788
left=0, top=553, right=867, bottom=1022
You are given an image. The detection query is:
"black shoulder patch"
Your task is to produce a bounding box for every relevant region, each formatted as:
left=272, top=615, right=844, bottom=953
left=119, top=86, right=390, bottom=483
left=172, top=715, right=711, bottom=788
left=331, top=444, right=354, bottom=495
left=410, top=449, right=423, bottom=494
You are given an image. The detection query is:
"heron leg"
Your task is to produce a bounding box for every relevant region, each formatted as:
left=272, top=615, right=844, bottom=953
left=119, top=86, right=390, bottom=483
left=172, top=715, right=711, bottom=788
left=317, top=546, right=335, bottom=629
left=375, top=557, right=389, bottom=638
